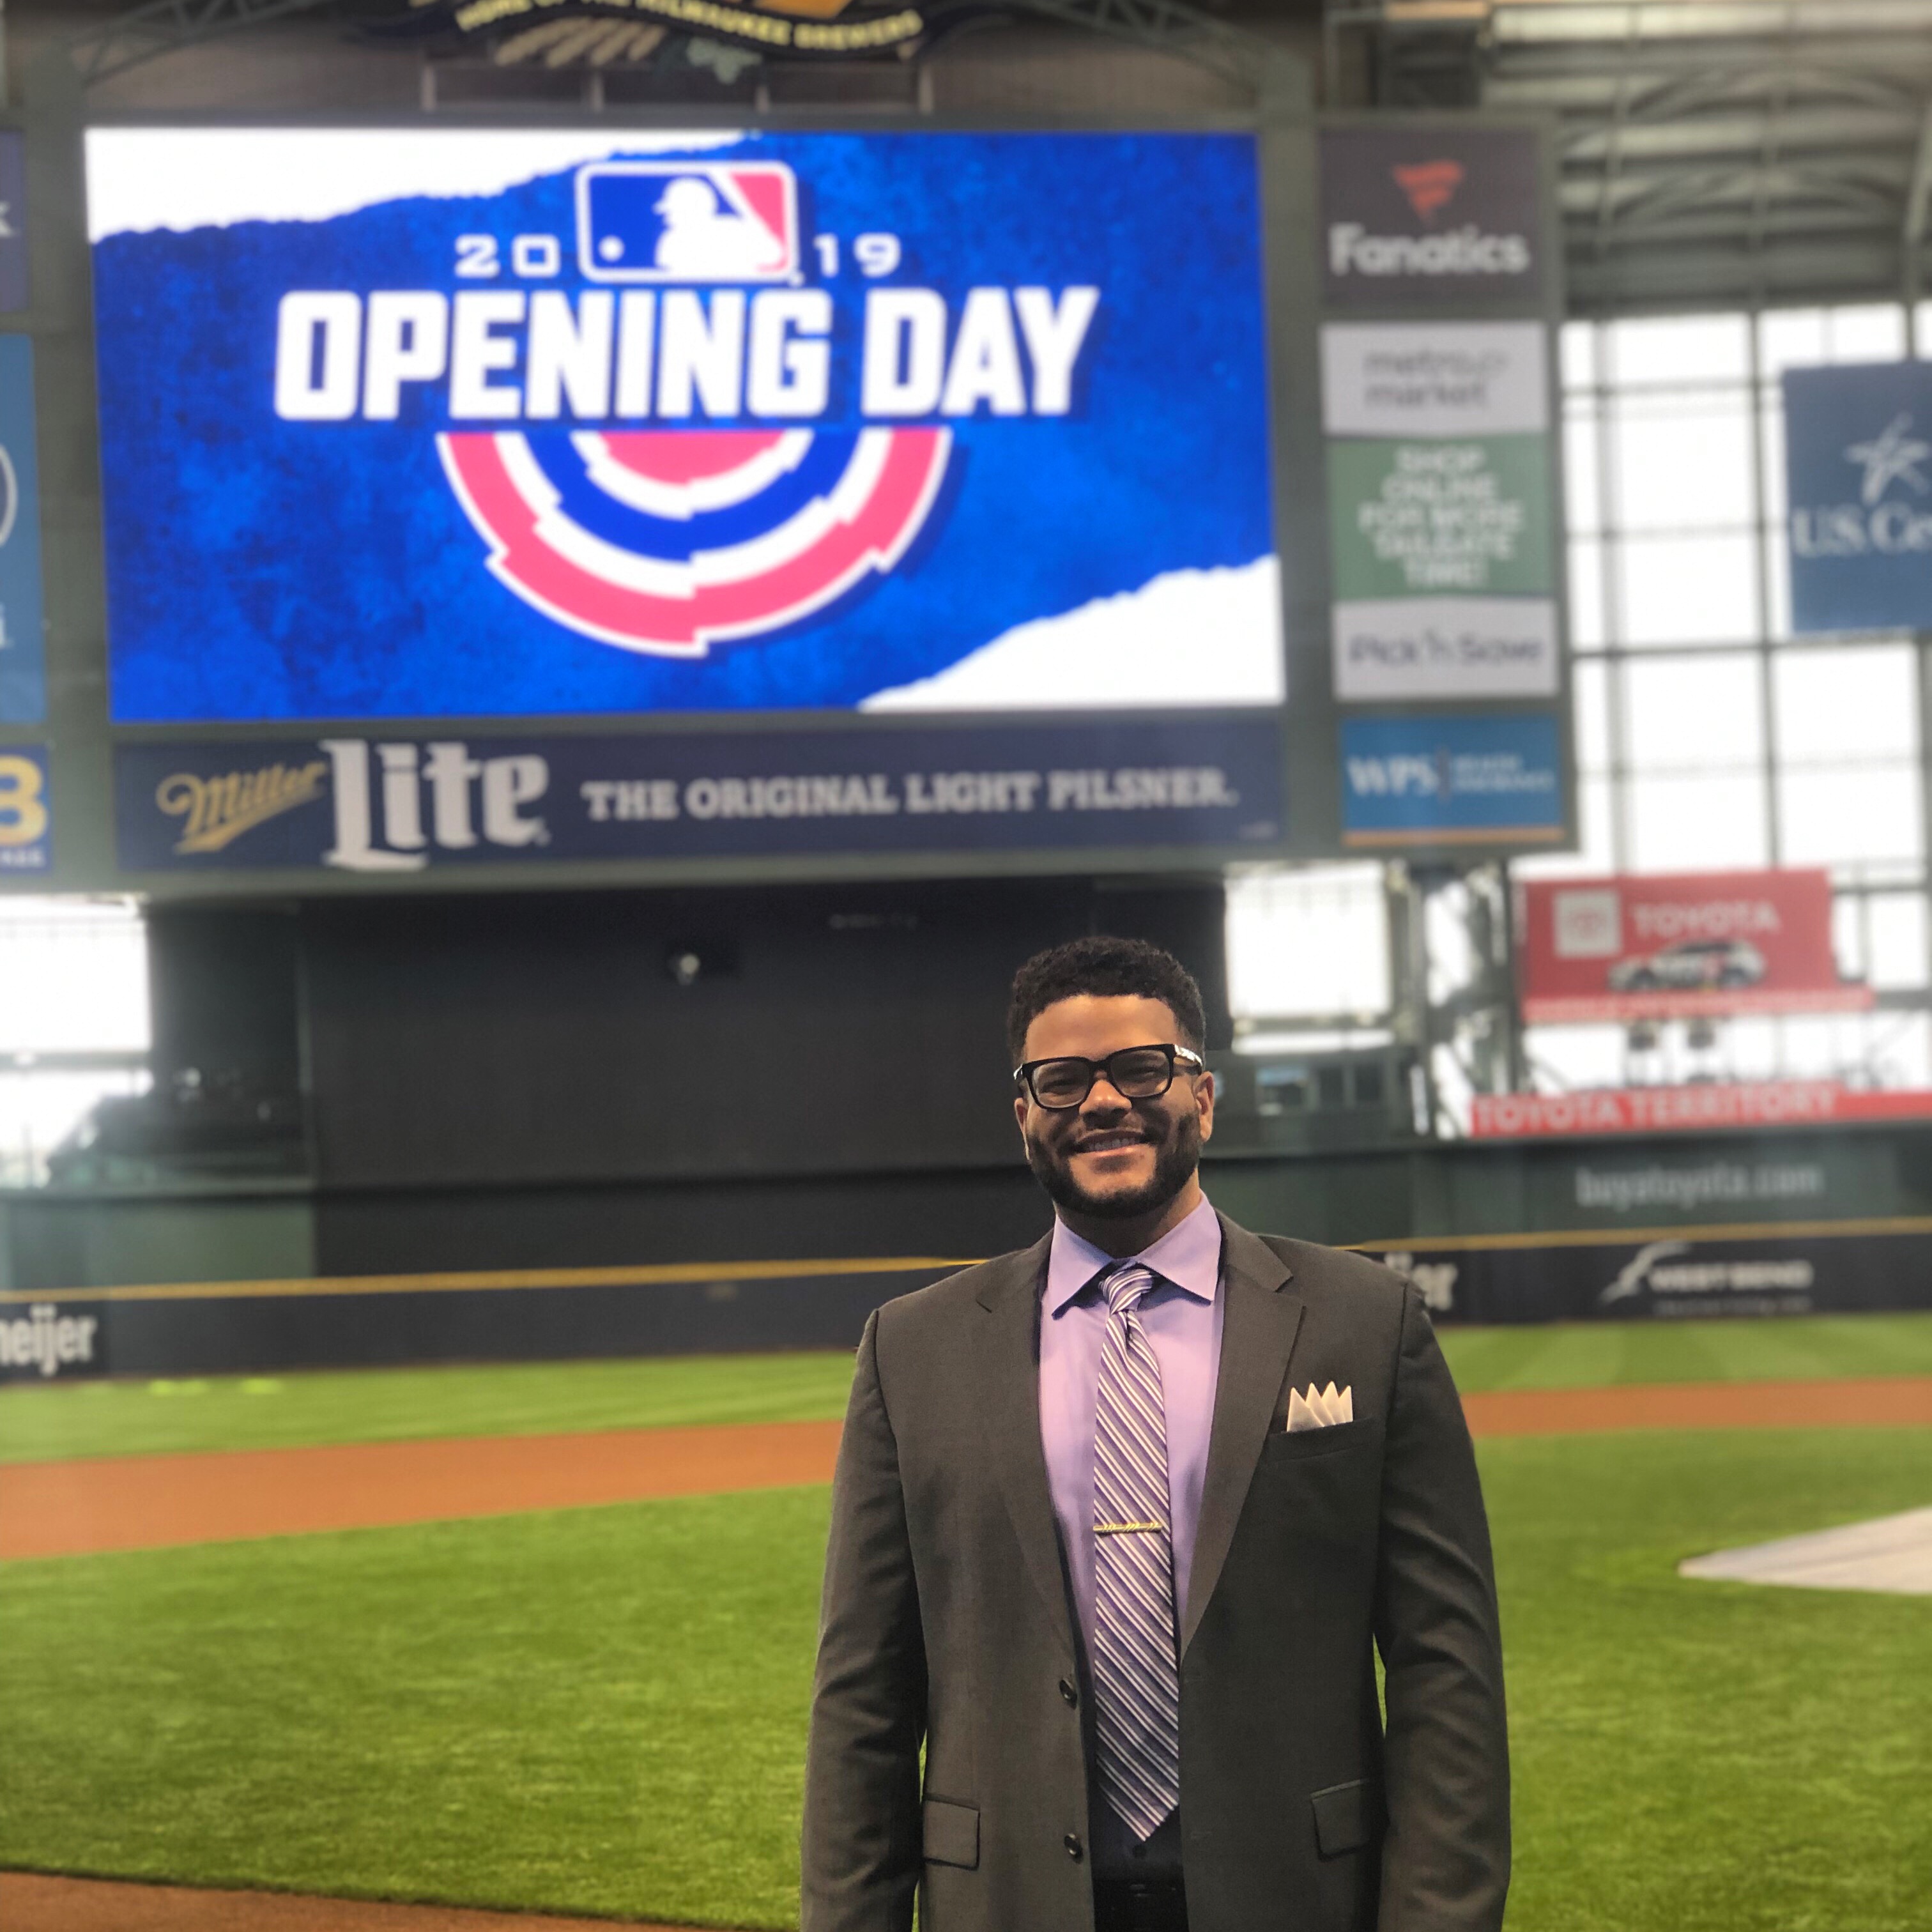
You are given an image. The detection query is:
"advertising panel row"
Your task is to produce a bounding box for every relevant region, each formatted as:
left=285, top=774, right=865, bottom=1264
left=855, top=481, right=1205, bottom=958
left=1372, top=1225, right=1932, bottom=1325
left=1317, top=122, right=1567, bottom=854
left=1323, top=319, right=1557, bottom=703
left=3, top=112, right=1579, bottom=891
left=1515, top=868, right=1870, bottom=1023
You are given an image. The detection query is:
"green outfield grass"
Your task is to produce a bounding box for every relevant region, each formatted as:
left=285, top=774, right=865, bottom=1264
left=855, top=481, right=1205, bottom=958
left=1, top=1427, right=1928, bottom=1931
left=0, top=1351, right=857, bottom=1465
left=1439, top=1307, right=1932, bottom=1392
left=4, top=1309, right=1931, bottom=1465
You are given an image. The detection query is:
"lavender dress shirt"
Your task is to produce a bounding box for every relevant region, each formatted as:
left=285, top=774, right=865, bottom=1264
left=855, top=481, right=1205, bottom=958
left=1038, top=1192, right=1225, bottom=1667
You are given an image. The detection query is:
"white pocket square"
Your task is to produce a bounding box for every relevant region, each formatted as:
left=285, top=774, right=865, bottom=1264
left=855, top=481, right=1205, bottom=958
left=1285, top=1382, right=1354, bottom=1431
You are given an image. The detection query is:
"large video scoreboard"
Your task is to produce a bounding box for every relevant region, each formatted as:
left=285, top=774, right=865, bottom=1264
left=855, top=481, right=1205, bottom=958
left=0, top=108, right=1571, bottom=893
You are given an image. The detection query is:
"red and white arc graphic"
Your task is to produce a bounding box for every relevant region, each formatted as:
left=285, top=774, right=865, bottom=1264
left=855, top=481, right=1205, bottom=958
left=438, top=427, right=953, bottom=657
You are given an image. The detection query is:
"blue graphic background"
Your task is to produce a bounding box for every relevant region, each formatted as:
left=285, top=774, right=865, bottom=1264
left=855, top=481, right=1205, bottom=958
left=92, top=132, right=1275, bottom=724
left=1784, top=363, right=1932, bottom=634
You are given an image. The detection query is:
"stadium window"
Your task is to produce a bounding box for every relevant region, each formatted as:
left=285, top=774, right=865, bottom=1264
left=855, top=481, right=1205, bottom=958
left=1623, top=654, right=1764, bottom=772
left=1607, top=389, right=1755, bottom=533
left=1616, top=532, right=1761, bottom=648
left=1224, top=864, right=1390, bottom=1032
left=0, top=898, right=150, bottom=1186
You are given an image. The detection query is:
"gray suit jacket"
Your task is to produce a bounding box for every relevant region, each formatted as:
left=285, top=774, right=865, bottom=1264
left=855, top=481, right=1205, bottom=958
left=801, top=1215, right=1509, bottom=1932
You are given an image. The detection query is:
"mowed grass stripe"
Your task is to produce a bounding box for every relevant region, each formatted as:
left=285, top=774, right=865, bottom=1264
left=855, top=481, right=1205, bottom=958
left=0, top=1351, right=859, bottom=1467
left=1439, top=1311, right=1932, bottom=1392
left=1, top=1430, right=1928, bottom=1932
left=7, top=1313, right=1932, bottom=1467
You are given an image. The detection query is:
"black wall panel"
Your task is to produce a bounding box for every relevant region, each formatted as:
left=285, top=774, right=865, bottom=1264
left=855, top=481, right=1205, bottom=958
left=295, top=878, right=1229, bottom=1191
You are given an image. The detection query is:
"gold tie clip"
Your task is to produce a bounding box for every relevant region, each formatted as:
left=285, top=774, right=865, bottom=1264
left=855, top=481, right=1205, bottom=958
left=1095, top=1520, right=1165, bottom=1535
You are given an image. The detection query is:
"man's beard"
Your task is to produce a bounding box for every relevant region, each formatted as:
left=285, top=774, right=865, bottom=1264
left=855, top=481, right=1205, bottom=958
left=1024, top=1109, right=1202, bottom=1221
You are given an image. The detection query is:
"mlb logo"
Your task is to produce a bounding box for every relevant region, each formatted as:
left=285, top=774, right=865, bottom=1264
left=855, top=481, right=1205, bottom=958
left=576, top=162, right=799, bottom=284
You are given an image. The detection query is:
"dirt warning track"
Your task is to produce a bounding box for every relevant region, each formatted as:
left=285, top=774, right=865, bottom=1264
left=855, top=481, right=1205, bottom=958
left=4, top=1377, right=1930, bottom=1563
left=0, top=1418, right=844, bottom=1561
left=0, top=1872, right=693, bottom=1932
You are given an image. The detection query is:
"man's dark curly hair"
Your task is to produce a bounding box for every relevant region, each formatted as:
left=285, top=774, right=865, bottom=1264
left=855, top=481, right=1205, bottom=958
left=1006, top=935, right=1207, bottom=1065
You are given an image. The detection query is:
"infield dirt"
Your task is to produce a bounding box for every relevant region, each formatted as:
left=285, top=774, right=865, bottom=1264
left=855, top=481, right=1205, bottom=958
left=4, top=1376, right=1929, bottom=1563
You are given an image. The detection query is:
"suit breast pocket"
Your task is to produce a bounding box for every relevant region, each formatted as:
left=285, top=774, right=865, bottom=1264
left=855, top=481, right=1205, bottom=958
left=1262, top=1416, right=1382, bottom=1464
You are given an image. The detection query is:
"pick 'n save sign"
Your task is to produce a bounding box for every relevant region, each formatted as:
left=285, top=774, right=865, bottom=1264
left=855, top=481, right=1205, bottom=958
left=1516, top=870, right=1872, bottom=1023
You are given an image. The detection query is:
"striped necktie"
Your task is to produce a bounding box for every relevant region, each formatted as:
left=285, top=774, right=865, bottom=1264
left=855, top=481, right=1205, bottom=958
left=1091, top=1261, right=1183, bottom=1843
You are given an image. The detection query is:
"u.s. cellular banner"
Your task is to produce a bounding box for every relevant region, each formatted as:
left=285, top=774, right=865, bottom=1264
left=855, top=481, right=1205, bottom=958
left=86, top=128, right=1282, bottom=730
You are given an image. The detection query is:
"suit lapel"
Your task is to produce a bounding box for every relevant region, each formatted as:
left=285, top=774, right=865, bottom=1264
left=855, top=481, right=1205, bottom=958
left=1181, top=1215, right=1305, bottom=1657
left=973, top=1231, right=1078, bottom=1667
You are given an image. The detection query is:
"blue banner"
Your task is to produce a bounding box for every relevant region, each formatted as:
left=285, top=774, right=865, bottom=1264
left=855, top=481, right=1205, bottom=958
left=114, top=718, right=1284, bottom=874
left=88, top=128, right=1280, bottom=724
left=1784, top=362, right=1932, bottom=634
left=0, top=742, right=50, bottom=872
left=1340, top=712, right=1561, bottom=846
left=0, top=336, right=45, bottom=724
left=0, top=134, right=28, bottom=314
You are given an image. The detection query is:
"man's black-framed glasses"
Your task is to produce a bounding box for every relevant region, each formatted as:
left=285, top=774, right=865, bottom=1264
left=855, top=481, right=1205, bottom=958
left=1013, top=1043, right=1206, bottom=1110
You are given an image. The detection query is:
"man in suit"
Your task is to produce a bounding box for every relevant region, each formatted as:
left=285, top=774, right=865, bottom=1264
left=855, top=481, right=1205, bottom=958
left=802, top=935, right=1508, bottom=1932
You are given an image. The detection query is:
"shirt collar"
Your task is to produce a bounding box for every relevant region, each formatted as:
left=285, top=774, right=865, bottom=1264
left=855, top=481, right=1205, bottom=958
left=1043, top=1192, right=1222, bottom=1318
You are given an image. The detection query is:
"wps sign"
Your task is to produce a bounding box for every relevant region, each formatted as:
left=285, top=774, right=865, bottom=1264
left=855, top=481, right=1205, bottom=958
left=1784, top=362, right=1932, bottom=633
left=86, top=128, right=1281, bottom=725
left=1519, top=870, right=1871, bottom=1023
left=1340, top=713, right=1561, bottom=847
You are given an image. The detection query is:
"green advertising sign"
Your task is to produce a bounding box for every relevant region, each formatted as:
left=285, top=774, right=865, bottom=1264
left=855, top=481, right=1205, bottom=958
left=1327, top=434, right=1554, bottom=601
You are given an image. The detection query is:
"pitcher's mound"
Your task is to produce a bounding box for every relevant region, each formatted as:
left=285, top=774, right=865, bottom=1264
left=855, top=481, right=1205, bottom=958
left=1679, top=1506, right=1932, bottom=1596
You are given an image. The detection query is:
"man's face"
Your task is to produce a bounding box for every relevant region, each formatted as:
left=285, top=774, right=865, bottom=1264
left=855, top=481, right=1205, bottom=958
left=1013, top=993, right=1215, bottom=1222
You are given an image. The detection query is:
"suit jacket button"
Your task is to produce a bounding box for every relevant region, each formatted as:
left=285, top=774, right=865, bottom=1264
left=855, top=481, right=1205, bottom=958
left=1058, top=1679, right=1078, bottom=1708
left=1064, top=1834, right=1084, bottom=1862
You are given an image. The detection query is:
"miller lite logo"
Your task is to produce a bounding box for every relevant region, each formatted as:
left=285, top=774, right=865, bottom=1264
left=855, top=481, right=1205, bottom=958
left=271, top=155, right=1097, bottom=663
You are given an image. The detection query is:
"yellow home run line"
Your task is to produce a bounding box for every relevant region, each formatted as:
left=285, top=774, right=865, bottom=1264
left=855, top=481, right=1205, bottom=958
left=0, top=1255, right=981, bottom=1308
left=1344, top=1213, right=1932, bottom=1254
left=6, top=1213, right=1923, bottom=1308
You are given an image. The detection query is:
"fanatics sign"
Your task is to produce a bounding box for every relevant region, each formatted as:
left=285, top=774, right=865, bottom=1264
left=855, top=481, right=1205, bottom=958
left=1517, top=870, right=1871, bottom=1023
left=1318, top=126, right=1544, bottom=309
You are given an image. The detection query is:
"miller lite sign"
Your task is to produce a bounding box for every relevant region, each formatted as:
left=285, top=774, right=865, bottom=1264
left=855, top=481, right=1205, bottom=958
left=86, top=128, right=1283, bottom=725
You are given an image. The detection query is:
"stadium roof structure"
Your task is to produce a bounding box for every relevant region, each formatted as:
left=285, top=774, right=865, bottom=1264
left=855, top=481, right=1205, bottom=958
left=1332, top=0, right=1932, bottom=312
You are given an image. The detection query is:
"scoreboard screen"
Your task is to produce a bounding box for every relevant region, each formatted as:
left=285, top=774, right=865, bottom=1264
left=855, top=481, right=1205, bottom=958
left=86, top=127, right=1282, bottom=727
